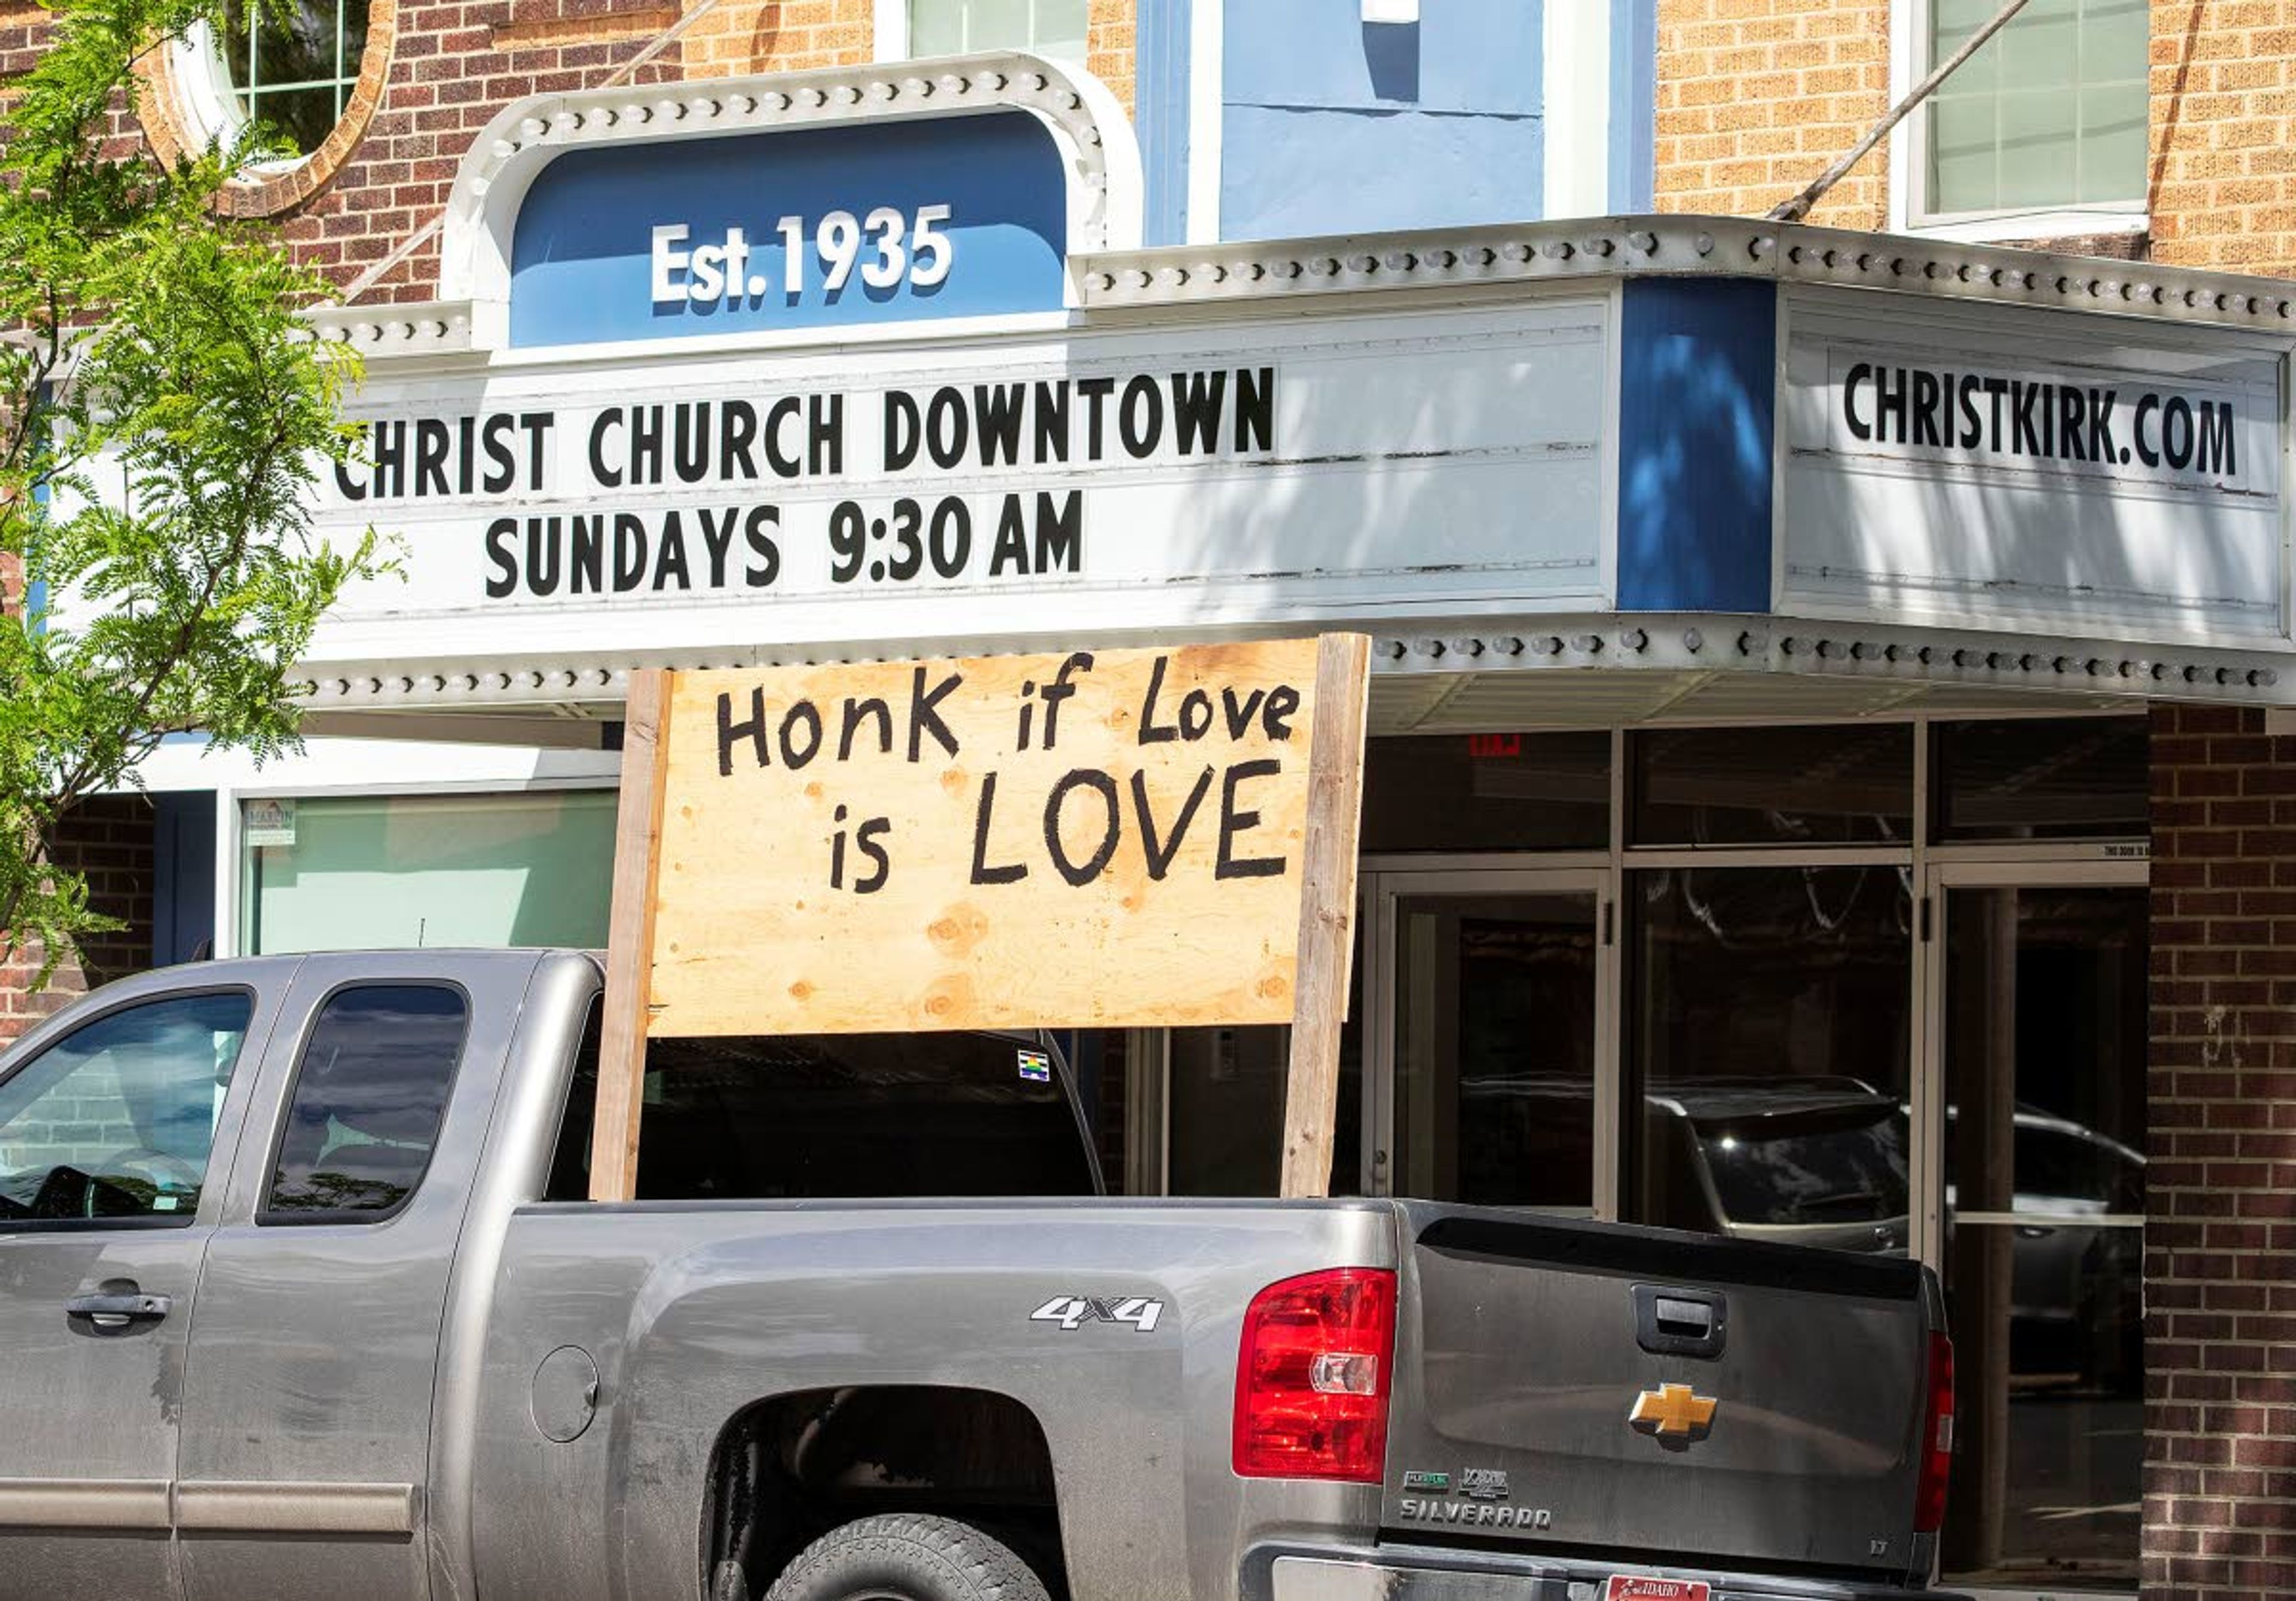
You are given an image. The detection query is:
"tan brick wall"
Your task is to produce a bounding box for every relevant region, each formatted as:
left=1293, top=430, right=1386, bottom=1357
left=672, top=0, right=1132, bottom=111
left=1652, top=0, right=1892, bottom=230
left=2147, top=0, right=2296, bottom=276
left=1654, top=0, right=2296, bottom=279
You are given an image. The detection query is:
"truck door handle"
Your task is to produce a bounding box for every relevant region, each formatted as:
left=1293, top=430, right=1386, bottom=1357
left=65, top=1292, right=172, bottom=1327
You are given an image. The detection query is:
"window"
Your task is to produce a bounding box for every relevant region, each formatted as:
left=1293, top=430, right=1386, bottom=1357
left=1362, top=732, right=1610, bottom=853
left=265, top=985, right=466, bottom=1220
left=1912, top=0, right=2147, bottom=231
left=1631, top=725, right=1913, bottom=847
left=0, top=991, right=252, bottom=1223
left=1932, top=717, right=2147, bottom=841
left=548, top=1027, right=1098, bottom=1201
left=178, top=0, right=370, bottom=161
left=904, top=0, right=1088, bottom=62
left=241, top=790, right=616, bottom=955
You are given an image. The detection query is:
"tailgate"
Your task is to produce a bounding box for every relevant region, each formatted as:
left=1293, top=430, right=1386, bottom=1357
left=1383, top=1204, right=1937, bottom=1580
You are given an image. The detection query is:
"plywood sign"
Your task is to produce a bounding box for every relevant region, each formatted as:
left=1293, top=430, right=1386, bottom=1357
left=588, top=635, right=1369, bottom=1200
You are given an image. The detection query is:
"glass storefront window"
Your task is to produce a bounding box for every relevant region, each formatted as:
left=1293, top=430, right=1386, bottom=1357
left=1362, top=733, right=1610, bottom=853
left=241, top=790, right=617, bottom=955
left=1940, top=884, right=2147, bottom=1588
left=1393, top=890, right=1599, bottom=1210
left=1631, top=725, right=1913, bottom=847
left=1932, top=717, right=2147, bottom=841
left=1629, top=865, right=1913, bottom=1250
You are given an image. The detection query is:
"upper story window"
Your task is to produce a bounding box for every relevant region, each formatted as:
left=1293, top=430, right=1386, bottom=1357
left=1907, top=0, right=2148, bottom=236
left=902, top=0, right=1088, bottom=62
left=170, top=0, right=371, bottom=166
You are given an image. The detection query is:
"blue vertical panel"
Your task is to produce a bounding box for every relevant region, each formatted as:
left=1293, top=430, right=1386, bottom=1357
left=1616, top=279, right=1776, bottom=614
left=1135, top=0, right=1192, bottom=246
left=1219, top=0, right=1543, bottom=240
left=1609, top=0, right=1657, bottom=212
left=151, top=790, right=217, bottom=967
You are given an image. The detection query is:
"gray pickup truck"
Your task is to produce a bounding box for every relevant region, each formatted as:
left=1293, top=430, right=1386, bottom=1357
left=0, top=949, right=1960, bottom=1601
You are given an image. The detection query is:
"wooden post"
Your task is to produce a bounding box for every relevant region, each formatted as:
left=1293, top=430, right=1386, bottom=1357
left=1279, top=633, right=1371, bottom=1198
left=588, top=667, right=673, bottom=1202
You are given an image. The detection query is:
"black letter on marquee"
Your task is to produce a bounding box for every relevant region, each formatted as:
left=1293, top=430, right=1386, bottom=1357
left=483, top=518, right=518, bottom=598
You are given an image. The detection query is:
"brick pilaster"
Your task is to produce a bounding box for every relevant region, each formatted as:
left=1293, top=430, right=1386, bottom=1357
left=2144, top=701, right=2296, bottom=1599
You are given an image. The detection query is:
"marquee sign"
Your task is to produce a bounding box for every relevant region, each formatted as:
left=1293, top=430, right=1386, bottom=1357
left=304, top=301, right=1612, bottom=668
left=1781, top=291, right=2287, bottom=643
left=509, top=112, right=1069, bottom=347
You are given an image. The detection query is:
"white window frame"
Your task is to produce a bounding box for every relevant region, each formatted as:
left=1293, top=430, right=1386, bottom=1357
left=167, top=14, right=346, bottom=176
left=1886, top=0, right=2150, bottom=244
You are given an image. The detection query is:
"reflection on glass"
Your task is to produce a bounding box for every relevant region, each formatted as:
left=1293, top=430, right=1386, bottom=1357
left=267, top=985, right=466, bottom=1216
left=1631, top=725, right=1912, bottom=846
left=908, top=0, right=1087, bottom=60
left=218, top=0, right=371, bottom=154
left=1632, top=866, right=1912, bottom=1250
left=1931, top=717, right=2147, bottom=841
left=1167, top=940, right=1361, bottom=1197
left=1361, top=733, right=1610, bottom=853
left=1394, top=894, right=1597, bottom=1210
left=1926, top=0, right=2146, bottom=216
left=0, top=992, right=251, bottom=1220
left=242, top=790, right=618, bottom=955
left=1940, top=886, right=2147, bottom=1588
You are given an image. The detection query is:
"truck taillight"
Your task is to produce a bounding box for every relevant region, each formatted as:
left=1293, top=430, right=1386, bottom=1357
left=1232, top=1267, right=1396, bottom=1483
left=1914, top=1330, right=1956, bottom=1534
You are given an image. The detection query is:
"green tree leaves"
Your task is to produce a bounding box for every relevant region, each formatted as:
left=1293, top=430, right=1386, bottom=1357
left=0, top=0, right=385, bottom=978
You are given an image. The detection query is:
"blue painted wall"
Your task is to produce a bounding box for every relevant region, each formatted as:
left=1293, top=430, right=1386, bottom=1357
left=1135, top=0, right=1192, bottom=245
left=1609, top=0, right=1657, bottom=212
left=1219, top=0, right=1543, bottom=240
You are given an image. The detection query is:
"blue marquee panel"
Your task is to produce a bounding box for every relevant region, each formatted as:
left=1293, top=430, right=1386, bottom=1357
left=509, top=111, right=1070, bottom=348
left=1616, top=277, right=1778, bottom=615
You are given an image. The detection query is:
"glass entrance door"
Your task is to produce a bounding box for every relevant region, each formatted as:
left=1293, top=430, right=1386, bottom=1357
left=1373, top=871, right=1610, bottom=1210
left=1928, top=870, right=2148, bottom=1591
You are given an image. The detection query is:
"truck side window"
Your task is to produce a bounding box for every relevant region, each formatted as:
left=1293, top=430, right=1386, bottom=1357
left=262, top=984, right=468, bottom=1221
left=0, top=990, right=252, bottom=1223
left=545, top=1026, right=1098, bottom=1201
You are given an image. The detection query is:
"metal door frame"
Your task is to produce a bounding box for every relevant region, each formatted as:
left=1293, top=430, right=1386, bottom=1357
left=1360, top=858, right=1618, bottom=1210
left=1912, top=854, right=2151, bottom=1271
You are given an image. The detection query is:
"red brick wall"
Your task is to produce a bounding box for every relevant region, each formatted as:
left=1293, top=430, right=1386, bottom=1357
left=2145, top=701, right=2296, bottom=1599
left=0, top=797, right=156, bottom=1046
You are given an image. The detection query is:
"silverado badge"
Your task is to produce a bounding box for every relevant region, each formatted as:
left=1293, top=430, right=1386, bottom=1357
left=1629, top=1383, right=1717, bottom=1441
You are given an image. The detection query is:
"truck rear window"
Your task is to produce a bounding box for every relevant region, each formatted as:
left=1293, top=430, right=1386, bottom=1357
left=548, top=1007, right=1100, bottom=1201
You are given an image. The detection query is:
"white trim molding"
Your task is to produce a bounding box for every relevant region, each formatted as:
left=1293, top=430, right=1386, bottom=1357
left=434, top=51, right=1143, bottom=319
left=1541, top=0, right=1611, bottom=221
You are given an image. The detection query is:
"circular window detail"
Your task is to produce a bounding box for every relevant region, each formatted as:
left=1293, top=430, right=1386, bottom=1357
left=140, top=0, right=395, bottom=215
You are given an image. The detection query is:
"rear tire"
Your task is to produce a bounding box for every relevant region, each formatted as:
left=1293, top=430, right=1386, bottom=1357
left=764, top=1514, right=1052, bottom=1601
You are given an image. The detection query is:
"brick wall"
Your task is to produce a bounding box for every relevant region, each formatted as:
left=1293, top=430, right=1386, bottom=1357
left=2147, top=0, right=2296, bottom=276
left=127, top=0, right=1135, bottom=303
left=2145, top=701, right=2296, bottom=1600
left=1654, top=0, right=2296, bottom=279
left=0, top=797, right=157, bottom=1047
left=1653, top=0, right=1892, bottom=229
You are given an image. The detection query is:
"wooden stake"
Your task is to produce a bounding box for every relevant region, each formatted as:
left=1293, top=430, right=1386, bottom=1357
left=589, top=667, right=673, bottom=1202
left=1279, top=633, right=1372, bottom=1198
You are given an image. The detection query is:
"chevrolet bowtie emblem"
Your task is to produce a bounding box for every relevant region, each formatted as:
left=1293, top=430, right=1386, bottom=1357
left=1630, top=1382, right=1718, bottom=1440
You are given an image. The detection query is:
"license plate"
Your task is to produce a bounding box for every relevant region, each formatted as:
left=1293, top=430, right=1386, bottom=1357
left=1603, top=1580, right=1709, bottom=1601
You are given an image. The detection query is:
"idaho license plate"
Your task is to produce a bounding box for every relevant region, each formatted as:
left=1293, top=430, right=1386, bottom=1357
left=1602, top=1580, right=1710, bottom=1601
